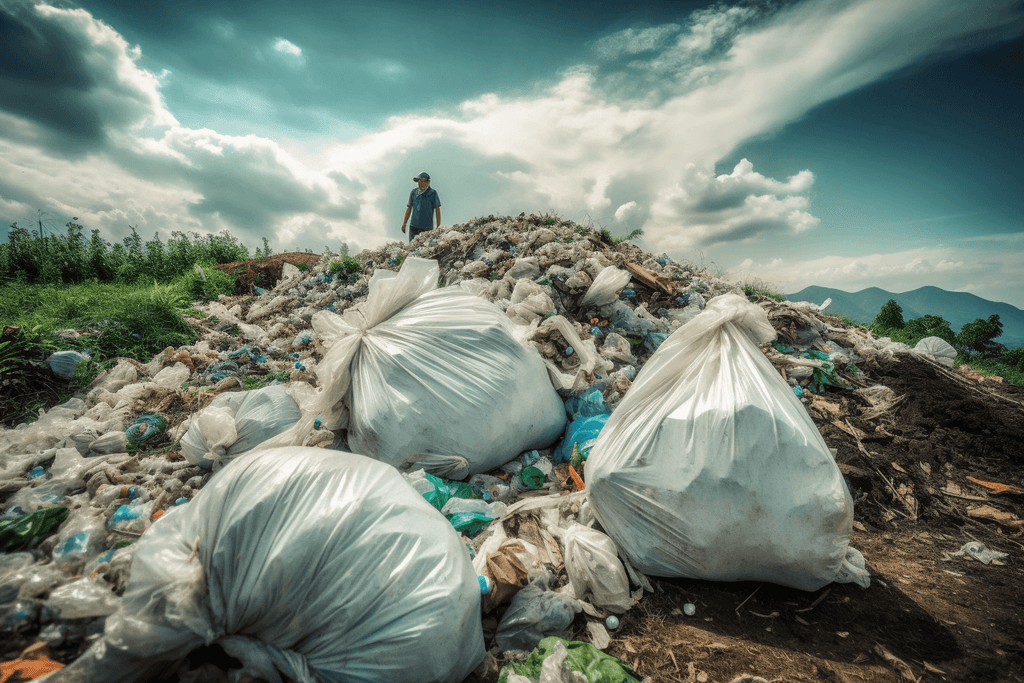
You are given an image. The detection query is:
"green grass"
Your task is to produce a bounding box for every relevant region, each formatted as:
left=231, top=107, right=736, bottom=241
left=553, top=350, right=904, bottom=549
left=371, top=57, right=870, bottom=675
left=960, top=355, right=1024, bottom=385
left=742, top=284, right=784, bottom=302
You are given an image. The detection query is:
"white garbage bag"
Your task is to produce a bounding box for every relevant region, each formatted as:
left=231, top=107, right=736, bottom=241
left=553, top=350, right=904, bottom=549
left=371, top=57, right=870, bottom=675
left=178, top=385, right=301, bottom=468
left=912, top=336, right=957, bottom=367
left=49, top=447, right=485, bottom=683
left=260, top=257, right=566, bottom=475
left=586, top=294, right=870, bottom=592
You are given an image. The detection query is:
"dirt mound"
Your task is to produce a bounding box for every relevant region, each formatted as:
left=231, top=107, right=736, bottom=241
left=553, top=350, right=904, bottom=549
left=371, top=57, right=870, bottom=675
left=212, top=251, right=323, bottom=294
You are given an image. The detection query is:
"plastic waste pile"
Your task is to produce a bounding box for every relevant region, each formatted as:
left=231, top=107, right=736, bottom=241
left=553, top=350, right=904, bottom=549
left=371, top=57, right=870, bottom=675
left=0, top=212, right=923, bottom=679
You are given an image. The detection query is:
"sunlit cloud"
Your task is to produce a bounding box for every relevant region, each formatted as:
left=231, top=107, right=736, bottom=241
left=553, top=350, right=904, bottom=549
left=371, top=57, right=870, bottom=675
left=0, top=0, right=1020, bottom=301
left=273, top=38, right=303, bottom=57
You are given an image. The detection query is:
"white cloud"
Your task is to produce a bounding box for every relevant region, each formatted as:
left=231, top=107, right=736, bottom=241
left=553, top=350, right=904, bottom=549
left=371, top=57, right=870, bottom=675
left=273, top=38, right=303, bottom=57
left=614, top=201, right=638, bottom=222
left=367, top=58, right=410, bottom=81
left=591, top=24, right=682, bottom=60
left=1, top=0, right=1021, bottom=290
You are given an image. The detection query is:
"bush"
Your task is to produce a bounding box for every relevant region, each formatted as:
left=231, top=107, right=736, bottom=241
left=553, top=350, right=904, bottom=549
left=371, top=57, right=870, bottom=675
left=904, top=314, right=956, bottom=344
left=956, top=314, right=1005, bottom=359
left=177, top=261, right=237, bottom=302
left=1001, top=347, right=1024, bottom=367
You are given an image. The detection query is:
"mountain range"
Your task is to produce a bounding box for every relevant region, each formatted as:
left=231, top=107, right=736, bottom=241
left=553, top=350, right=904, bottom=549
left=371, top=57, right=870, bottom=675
left=783, top=285, right=1024, bottom=350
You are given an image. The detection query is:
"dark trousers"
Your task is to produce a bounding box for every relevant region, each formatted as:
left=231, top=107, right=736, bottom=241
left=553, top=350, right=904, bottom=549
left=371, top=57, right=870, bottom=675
left=409, top=225, right=430, bottom=242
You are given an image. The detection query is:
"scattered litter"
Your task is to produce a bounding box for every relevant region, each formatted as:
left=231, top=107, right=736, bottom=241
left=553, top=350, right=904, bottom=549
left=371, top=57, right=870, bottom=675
left=498, top=637, right=641, bottom=683
left=952, top=541, right=1009, bottom=565
left=45, top=350, right=91, bottom=380
left=495, top=571, right=580, bottom=652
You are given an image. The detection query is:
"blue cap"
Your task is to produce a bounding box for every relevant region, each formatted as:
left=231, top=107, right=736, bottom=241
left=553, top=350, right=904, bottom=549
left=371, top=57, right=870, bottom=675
left=414, top=172, right=430, bottom=181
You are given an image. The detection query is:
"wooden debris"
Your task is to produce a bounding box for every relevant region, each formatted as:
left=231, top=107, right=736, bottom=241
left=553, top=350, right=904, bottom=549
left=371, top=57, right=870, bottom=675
left=967, top=505, right=1024, bottom=528
left=873, top=644, right=919, bottom=682
left=967, top=477, right=1024, bottom=496
left=625, top=263, right=675, bottom=296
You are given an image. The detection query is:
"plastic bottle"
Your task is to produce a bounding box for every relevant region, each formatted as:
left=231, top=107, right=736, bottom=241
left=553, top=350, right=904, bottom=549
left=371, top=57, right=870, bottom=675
left=469, top=474, right=511, bottom=503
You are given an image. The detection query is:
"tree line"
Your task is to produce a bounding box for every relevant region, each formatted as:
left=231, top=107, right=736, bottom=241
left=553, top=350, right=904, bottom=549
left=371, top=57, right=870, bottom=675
left=871, top=299, right=1023, bottom=368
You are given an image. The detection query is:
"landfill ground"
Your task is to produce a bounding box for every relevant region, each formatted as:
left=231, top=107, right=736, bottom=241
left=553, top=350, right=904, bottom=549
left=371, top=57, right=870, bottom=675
left=2, top=214, right=1023, bottom=683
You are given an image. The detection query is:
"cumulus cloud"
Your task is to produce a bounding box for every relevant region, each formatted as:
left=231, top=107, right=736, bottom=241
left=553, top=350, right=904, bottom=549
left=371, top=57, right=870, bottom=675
left=0, top=1, right=177, bottom=154
left=1, top=0, right=1021, bottom=280
left=614, top=201, right=638, bottom=223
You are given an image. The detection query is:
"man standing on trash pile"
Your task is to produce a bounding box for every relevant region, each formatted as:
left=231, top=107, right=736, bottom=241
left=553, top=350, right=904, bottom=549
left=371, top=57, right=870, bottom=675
left=401, top=172, right=441, bottom=242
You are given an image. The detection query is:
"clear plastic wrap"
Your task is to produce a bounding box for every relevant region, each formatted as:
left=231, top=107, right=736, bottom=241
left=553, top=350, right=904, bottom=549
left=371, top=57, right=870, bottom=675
left=559, top=523, right=633, bottom=614
left=586, top=294, right=870, bottom=592
left=579, top=267, right=632, bottom=308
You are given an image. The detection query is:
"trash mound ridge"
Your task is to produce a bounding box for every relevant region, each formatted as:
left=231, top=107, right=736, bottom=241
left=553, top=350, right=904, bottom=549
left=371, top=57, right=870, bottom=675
left=0, top=213, right=1021, bottom=683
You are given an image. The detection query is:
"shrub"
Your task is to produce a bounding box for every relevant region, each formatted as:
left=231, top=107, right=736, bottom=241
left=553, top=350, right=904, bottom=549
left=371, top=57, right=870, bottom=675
left=178, top=261, right=237, bottom=302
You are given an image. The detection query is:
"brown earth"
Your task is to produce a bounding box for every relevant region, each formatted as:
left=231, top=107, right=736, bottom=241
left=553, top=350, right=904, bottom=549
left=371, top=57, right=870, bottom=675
left=212, top=252, right=324, bottom=295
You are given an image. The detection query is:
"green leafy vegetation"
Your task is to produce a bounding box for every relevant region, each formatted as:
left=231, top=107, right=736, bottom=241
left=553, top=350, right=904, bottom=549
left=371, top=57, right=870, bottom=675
left=1, top=221, right=250, bottom=287
left=868, top=299, right=1022, bottom=385
left=254, top=236, right=274, bottom=260
left=613, top=228, right=644, bottom=243
left=296, top=263, right=310, bottom=272
left=742, top=284, right=784, bottom=302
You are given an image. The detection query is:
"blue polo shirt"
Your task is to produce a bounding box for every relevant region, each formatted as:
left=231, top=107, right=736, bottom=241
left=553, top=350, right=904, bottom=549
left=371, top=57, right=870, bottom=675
left=407, top=187, right=441, bottom=229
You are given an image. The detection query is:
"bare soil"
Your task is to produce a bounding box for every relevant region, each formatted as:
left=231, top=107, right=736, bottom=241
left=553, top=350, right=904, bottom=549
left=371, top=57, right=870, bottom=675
left=212, top=252, right=324, bottom=295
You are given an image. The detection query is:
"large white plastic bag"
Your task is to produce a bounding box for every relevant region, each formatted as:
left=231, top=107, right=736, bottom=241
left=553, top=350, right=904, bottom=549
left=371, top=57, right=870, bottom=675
left=586, top=294, right=869, bottom=592
left=50, top=447, right=485, bottom=683
left=262, top=257, right=566, bottom=475
left=912, top=336, right=956, bottom=367
left=178, top=385, right=300, bottom=468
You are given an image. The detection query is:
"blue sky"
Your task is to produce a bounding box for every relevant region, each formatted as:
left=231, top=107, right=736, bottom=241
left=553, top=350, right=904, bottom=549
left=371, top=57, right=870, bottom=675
left=1, top=0, right=1022, bottom=307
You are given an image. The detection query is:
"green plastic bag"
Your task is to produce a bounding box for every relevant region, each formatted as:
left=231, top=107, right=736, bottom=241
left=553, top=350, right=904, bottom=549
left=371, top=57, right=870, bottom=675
left=420, top=473, right=481, bottom=511
left=0, top=506, right=70, bottom=552
left=420, top=472, right=453, bottom=511
left=126, top=414, right=168, bottom=448
left=498, top=636, right=641, bottom=683
left=446, top=511, right=493, bottom=536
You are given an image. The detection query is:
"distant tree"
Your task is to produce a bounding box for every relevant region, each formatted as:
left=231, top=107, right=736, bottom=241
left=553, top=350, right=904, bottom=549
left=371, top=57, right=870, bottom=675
left=956, top=314, right=1005, bottom=359
left=871, top=299, right=905, bottom=332
left=904, top=314, right=956, bottom=344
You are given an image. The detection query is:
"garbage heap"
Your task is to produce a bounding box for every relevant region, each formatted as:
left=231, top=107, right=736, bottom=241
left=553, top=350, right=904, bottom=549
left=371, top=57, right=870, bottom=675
left=1, top=212, right=951, bottom=683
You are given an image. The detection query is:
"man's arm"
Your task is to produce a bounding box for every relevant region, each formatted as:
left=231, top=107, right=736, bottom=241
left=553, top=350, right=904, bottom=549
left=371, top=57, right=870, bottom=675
left=401, top=206, right=412, bottom=233
left=434, top=206, right=441, bottom=230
